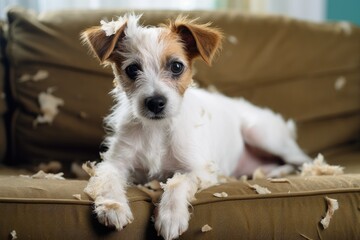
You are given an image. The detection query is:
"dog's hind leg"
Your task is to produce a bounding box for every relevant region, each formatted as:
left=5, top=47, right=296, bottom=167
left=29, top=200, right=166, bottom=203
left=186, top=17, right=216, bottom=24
left=240, top=106, right=311, bottom=177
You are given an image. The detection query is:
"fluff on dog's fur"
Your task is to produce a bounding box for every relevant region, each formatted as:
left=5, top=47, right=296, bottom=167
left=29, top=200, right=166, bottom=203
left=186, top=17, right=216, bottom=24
left=81, top=13, right=311, bottom=240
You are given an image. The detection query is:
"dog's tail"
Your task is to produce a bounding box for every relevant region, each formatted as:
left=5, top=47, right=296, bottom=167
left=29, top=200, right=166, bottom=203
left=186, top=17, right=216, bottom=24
left=286, top=119, right=297, bottom=139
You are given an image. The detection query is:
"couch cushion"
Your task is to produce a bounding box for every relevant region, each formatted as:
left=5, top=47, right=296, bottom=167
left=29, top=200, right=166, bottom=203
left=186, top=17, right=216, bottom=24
left=0, top=174, right=359, bottom=239
left=6, top=8, right=360, bottom=166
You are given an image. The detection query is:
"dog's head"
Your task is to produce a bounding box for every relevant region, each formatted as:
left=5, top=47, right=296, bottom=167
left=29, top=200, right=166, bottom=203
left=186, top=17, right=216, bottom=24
left=81, top=14, right=222, bottom=121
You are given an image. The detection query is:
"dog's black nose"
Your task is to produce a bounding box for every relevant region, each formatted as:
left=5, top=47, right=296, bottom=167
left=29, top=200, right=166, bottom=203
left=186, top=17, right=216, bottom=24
left=145, top=96, right=167, bottom=114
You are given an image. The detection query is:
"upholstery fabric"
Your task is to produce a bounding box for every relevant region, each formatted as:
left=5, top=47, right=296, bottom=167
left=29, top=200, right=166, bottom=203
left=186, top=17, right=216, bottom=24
left=5, top=8, right=360, bottom=166
left=0, top=175, right=359, bottom=239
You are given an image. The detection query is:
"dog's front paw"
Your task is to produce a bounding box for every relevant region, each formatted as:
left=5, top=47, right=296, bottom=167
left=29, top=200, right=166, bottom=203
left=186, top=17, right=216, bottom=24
left=155, top=206, right=190, bottom=240
left=94, top=198, right=134, bottom=230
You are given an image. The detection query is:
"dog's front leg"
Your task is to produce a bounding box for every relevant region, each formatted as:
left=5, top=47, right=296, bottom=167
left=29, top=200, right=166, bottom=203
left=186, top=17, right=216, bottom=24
left=155, top=169, right=218, bottom=240
left=84, top=160, right=133, bottom=230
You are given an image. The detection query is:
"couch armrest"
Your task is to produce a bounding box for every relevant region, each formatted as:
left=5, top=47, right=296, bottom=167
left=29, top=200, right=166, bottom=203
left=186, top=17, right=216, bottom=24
left=0, top=20, right=7, bottom=162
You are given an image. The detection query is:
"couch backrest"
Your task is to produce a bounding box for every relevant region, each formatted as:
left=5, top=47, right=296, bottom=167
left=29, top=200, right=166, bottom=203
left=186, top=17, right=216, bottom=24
left=5, top=7, right=360, bottom=166
left=0, top=21, right=7, bottom=162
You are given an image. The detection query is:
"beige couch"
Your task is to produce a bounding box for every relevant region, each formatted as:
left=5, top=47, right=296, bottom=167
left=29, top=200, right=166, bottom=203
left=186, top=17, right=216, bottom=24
left=0, top=7, right=359, bottom=239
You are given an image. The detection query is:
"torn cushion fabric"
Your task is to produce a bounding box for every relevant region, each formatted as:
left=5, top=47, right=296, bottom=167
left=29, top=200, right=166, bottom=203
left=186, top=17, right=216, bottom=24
left=0, top=174, right=359, bottom=239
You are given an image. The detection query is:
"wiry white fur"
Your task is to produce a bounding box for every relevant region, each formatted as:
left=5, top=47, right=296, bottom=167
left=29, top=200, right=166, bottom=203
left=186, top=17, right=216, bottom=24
left=86, top=14, right=311, bottom=240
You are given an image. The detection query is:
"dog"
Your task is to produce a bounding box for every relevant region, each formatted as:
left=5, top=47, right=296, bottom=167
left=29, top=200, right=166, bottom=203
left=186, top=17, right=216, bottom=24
left=81, top=13, right=311, bottom=240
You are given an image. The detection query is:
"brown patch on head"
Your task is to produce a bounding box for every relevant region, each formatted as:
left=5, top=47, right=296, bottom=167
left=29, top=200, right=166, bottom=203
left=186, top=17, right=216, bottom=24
left=158, top=29, right=194, bottom=95
left=164, top=16, right=223, bottom=65
left=175, top=66, right=193, bottom=95
left=81, top=20, right=138, bottom=96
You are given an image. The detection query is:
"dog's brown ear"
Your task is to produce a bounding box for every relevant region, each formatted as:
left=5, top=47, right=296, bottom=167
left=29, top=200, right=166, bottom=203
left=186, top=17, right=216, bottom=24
left=169, top=17, right=223, bottom=65
left=81, top=23, right=127, bottom=63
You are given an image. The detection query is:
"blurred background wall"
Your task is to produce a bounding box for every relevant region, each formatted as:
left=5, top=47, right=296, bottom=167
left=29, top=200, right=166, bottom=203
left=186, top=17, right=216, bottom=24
left=327, top=0, right=360, bottom=25
left=0, top=0, right=359, bottom=25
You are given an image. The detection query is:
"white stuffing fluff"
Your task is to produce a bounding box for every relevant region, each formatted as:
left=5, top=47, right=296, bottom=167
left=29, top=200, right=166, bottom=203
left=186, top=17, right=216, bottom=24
left=19, top=70, right=49, bottom=82
left=100, top=14, right=140, bottom=36
left=144, top=180, right=162, bottom=190
left=227, top=35, right=238, bottom=45
left=240, top=175, right=248, bottom=182
left=73, top=194, right=82, bottom=200
left=82, top=161, right=97, bottom=177
left=320, top=196, right=339, bottom=229
left=201, top=224, right=213, bottom=232
left=268, top=178, right=290, bottom=183
left=159, top=172, right=187, bottom=191
left=301, top=154, right=344, bottom=176
left=334, top=76, right=346, bottom=91
left=33, top=70, right=49, bottom=81
left=33, top=88, right=64, bottom=126
left=20, top=170, right=65, bottom=180
left=252, top=168, right=266, bottom=180
left=10, top=230, right=17, bottom=239
left=213, top=192, right=228, bottom=198
left=19, top=74, right=32, bottom=82
left=336, top=21, right=352, bottom=35
left=248, top=183, right=271, bottom=194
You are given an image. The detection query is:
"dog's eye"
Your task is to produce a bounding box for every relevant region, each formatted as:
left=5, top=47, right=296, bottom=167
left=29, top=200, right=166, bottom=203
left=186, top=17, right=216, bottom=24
left=170, top=61, right=184, bottom=76
left=125, top=64, right=141, bottom=80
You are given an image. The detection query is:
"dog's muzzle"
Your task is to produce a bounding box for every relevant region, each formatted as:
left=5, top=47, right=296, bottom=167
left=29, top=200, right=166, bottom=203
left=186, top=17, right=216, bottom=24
left=144, top=95, right=167, bottom=116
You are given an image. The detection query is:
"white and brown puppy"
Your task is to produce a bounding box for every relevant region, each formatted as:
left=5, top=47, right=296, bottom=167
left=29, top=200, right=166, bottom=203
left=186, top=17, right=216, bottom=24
left=81, top=14, right=311, bottom=240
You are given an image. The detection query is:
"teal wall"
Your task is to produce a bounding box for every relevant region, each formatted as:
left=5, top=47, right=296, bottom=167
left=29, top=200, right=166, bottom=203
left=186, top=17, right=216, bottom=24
left=327, top=0, right=360, bottom=25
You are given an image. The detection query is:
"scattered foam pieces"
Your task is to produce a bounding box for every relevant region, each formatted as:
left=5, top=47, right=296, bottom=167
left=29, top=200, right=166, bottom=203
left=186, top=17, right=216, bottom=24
left=100, top=19, right=123, bottom=36
left=334, top=76, right=346, bottom=91
left=160, top=173, right=186, bottom=191
left=320, top=197, right=339, bottom=229
left=268, top=178, right=290, bottom=183
left=144, top=180, right=162, bottom=190
left=301, top=154, right=344, bottom=177
left=336, top=21, right=352, bottom=35
left=82, top=161, right=97, bottom=177
left=20, top=170, right=65, bottom=180
left=240, top=175, right=248, bottom=182
left=19, top=70, right=49, bottom=82
left=248, top=183, right=271, bottom=194
left=19, top=74, right=31, bottom=82
left=32, top=170, right=65, bottom=180
left=227, top=35, right=238, bottom=45
left=10, top=230, right=17, bottom=239
left=73, top=194, right=82, bottom=200
left=33, top=89, right=64, bottom=126
left=252, top=168, right=266, bottom=180
left=100, top=14, right=137, bottom=36
left=213, top=192, right=228, bottom=198
left=201, top=224, right=213, bottom=232
left=33, top=70, right=49, bottom=81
